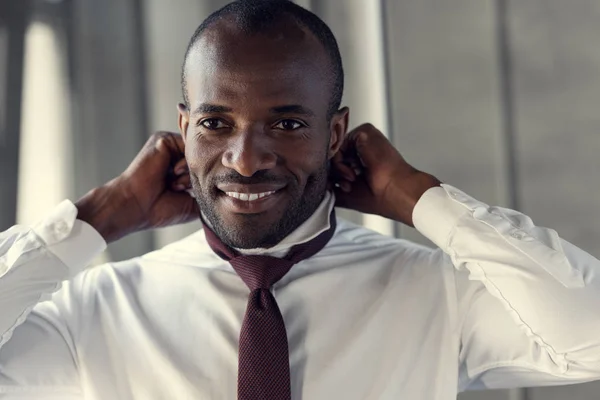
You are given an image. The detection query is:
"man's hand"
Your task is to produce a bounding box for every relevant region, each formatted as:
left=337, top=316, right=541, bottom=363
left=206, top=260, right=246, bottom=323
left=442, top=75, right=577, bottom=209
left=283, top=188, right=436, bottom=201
left=76, top=132, right=199, bottom=243
left=331, top=124, right=441, bottom=227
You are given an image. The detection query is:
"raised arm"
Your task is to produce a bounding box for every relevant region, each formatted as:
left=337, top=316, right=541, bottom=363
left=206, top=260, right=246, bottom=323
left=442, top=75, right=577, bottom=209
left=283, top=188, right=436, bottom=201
left=416, top=186, right=600, bottom=390
left=332, top=123, right=600, bottom=390
left=0, top=132, right=197, bottom=397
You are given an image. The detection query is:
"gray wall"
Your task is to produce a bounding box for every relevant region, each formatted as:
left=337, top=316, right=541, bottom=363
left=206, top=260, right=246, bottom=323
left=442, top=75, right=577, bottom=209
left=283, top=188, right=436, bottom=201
left=0, top=0, right=28, bottom=229
left=2, top=0, right=600, bottom=398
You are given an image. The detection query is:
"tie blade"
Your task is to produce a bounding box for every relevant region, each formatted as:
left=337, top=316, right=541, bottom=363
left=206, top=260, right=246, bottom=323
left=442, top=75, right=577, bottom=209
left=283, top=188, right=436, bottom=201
left=238, top=289, right=292, bottom=400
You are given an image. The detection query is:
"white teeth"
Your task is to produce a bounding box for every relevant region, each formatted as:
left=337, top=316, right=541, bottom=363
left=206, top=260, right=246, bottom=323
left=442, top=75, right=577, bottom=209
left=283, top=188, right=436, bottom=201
left=225, top=191, right=276, bottom=201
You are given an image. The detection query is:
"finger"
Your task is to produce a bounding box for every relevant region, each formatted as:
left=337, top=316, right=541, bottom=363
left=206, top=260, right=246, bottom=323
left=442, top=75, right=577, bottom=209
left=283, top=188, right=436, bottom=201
left=153, top=135, right=180, bottom=166
left=340, top=149, right=362, bottom=175
left=345, top=158, right=363, bottom=176
left=126, top=135, right=173, bottom=179
left=171, top=174, right=191, bottom=191
left=354, top=129, right=395, bottom=169
left=344, top=123, right=372, bottom=146
left=334, top=180, right=351, bottom=193
left=159, top=131, right=185, bottom=156
left=173, top=158, right=189, bottom=175
left=331, top=155, right=356, bottom=181
left=339, top=130, right=353, bottom=154
left=339, top=130, right=365, bottom=169
left=155, top=132, right=186, bottom=172
left=332, top=145, right=356, bottom=180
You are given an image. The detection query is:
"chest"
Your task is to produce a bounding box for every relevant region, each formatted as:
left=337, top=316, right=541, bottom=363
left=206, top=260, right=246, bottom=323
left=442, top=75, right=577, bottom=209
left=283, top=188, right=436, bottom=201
left=78, top=261, right=459, bottom=399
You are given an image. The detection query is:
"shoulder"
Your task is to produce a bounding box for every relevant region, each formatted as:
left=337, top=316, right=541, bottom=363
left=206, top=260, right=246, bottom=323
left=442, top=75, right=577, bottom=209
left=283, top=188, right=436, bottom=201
left=70, top=229, right=228, bottom=299
left=332, top=217, right=434, bottom=257
left=328, top=216, right=452, bottom=277
left=139, top=228, right=224, bottom=268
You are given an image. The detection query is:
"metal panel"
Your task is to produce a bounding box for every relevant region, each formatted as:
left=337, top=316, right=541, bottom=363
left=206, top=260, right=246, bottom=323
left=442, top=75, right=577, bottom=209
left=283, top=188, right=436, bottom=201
left=507, top=0, right=600, bottom=398
left=0, top=0, right=28, bottom=230
left=68, top=0, right=153, bottom=261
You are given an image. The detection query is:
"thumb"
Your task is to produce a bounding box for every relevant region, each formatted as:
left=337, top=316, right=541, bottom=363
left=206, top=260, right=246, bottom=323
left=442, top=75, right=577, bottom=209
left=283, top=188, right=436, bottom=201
left=354, top=129, right=392, bottom=169
left=127, top=132, right=183, bottom=180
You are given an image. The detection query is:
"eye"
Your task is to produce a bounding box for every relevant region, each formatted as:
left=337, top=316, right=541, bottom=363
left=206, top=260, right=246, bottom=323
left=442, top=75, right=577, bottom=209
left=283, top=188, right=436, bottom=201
left=200, top=118, right=228, bottom=130
left=273, top=119, right=306, bottom=131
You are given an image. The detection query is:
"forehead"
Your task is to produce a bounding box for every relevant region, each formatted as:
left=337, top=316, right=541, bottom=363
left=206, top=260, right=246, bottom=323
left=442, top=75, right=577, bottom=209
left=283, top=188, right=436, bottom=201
left=185, top=20, right=331, bottom=113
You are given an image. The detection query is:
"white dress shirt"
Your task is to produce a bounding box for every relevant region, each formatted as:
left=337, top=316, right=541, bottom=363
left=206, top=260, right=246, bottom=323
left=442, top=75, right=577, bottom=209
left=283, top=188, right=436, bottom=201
left=0, top=185, right=599, bottom=400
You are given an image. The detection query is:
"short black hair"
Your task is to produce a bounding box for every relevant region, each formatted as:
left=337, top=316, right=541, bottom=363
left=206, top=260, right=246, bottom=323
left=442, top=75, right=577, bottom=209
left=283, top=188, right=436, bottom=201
left=181, top=0, right=344, bottom=119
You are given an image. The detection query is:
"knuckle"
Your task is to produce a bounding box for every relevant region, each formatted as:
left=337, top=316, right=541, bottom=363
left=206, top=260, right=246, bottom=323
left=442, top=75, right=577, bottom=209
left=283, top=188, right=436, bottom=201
left=154, top=131, right=180, bottom=142
left=152, top=131, right=169, bottom=140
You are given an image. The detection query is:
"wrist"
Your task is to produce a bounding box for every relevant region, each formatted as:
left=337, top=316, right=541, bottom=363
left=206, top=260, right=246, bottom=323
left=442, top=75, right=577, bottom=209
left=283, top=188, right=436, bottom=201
left=75, top=178, right=142, bottom=243
left=389, top=172, right=441, bottom=226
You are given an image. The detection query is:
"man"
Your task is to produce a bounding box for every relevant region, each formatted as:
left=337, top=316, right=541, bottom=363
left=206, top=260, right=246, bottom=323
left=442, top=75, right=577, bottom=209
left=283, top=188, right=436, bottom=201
left=0, top=0, right=599, bottom=399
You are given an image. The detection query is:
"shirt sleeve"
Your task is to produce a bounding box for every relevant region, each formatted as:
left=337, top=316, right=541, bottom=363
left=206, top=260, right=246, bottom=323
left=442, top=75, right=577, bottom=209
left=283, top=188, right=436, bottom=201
left=0, top=200, right=106, bottom=398
left=413, top=184, right=600, bottom=391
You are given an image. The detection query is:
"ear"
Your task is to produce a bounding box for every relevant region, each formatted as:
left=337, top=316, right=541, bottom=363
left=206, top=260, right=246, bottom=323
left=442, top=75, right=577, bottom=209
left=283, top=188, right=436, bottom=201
left=328, top=107, right=349, bottom=159
left=178, top=103, right=190, bottom=140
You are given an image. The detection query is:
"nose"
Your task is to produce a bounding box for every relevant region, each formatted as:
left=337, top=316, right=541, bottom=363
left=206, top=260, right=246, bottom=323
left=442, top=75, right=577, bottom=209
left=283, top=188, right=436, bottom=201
left=221, top=129, right=277, bottom=177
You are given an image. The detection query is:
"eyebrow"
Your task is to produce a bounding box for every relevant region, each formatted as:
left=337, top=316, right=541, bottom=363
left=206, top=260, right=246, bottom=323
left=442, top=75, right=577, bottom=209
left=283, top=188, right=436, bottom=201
left=192, top=103, right=233, bottom=115
left=192, top=103, right=316, bottom=117
left=270, top=105, right=315, bottom=117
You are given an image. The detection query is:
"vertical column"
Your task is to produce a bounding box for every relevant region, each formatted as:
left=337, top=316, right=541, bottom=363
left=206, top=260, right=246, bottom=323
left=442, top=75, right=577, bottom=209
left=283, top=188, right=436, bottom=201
left=17, top=0, right=73, bottom=225
left=310, top=0, right=394, bottom=235
left=68, top=0, right=153, bottom=261
left=0, top=1, right=28, bottom=230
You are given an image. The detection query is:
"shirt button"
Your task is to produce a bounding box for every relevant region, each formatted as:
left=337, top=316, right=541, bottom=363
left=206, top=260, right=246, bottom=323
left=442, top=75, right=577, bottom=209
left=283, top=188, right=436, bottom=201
left=53, top=221, right=69, bottom=237
left=450, top=191, right=464, bottom=202
left=510, top=230, right=525, bottom=240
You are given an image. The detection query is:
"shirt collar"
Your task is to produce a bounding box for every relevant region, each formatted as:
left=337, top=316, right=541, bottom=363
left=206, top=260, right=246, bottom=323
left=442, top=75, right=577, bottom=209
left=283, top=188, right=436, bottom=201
left=202, top=191, right=335, bottom=258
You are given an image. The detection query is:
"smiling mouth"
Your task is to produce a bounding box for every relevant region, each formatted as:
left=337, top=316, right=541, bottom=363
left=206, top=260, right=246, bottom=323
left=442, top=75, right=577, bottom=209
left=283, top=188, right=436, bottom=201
left=224, top=191, right=276, bottom=201
left=215, top=182, right=286, bottom=214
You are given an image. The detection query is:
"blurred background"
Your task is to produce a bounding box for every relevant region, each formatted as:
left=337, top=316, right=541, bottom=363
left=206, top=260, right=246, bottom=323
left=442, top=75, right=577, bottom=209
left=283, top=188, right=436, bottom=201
left=1, top=0, right=600, bottom=398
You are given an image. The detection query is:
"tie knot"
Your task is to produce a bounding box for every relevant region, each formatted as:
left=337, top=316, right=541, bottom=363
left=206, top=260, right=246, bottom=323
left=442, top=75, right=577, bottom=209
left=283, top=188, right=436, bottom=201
left=202, top=209, right=337, bottom=292
left=230, top=255, right=295, bottom=290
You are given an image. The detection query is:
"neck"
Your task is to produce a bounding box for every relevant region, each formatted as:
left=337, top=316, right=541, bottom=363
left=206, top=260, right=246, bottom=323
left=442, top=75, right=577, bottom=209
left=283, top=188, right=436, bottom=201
left=202, top=191, right=335, bottom=258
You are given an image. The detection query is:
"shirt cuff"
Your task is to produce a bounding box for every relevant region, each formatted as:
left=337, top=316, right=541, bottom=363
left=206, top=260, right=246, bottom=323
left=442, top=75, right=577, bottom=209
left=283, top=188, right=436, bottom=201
left=32, top=200, right=107, bottom=277
left=412, top=184, right=472, bottom=250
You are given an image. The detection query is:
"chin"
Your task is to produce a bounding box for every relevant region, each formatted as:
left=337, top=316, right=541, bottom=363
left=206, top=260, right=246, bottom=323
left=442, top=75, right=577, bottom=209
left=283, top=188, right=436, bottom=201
left=196, top=170, right=328, bottom=249
left=218, top=210, right=286, bottom=249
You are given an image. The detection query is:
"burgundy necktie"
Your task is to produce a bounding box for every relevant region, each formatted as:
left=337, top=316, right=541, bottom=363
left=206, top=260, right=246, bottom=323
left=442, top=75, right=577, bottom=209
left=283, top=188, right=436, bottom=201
left=203, top=211, right=336, bottom=400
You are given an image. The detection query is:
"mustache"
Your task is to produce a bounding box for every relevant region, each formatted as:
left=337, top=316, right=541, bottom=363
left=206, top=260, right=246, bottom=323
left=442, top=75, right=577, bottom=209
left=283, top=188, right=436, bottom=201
left=211, top=170, right=291, bottom=186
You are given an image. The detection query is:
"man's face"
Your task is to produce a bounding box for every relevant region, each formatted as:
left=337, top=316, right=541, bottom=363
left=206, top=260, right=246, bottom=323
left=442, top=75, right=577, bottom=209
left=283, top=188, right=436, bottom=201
left=179, top=20, right=348, bottom=249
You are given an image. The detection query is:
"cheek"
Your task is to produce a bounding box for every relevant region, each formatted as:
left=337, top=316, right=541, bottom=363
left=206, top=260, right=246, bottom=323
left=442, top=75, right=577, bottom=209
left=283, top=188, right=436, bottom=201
left=185, top=139, right=221, bottom=180
left=284, top=141, right=329, bottom=182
